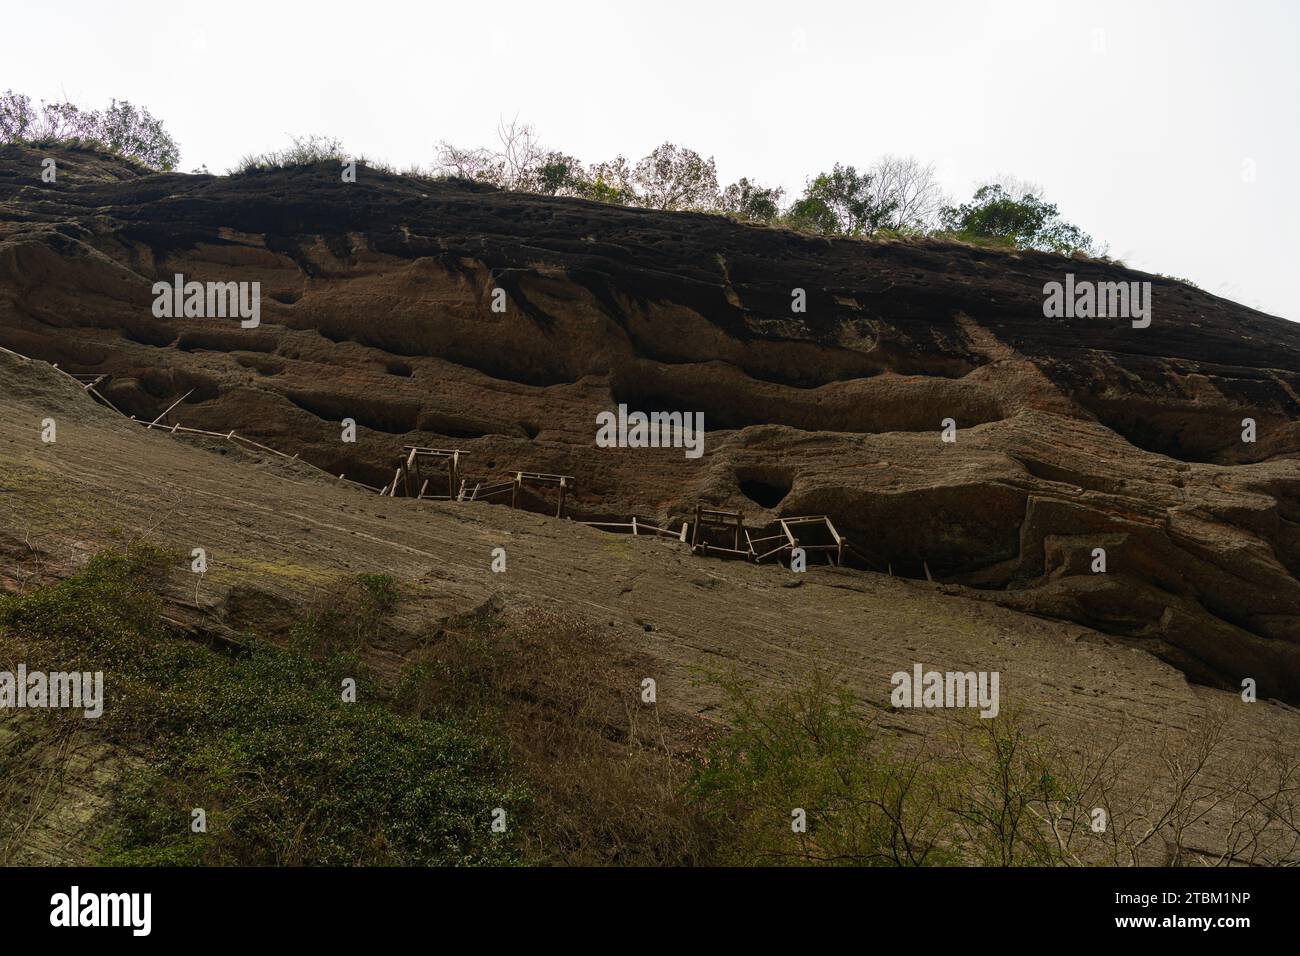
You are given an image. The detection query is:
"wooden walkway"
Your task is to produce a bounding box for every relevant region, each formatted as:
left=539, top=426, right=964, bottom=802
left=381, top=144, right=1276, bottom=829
left=2, top=347, right=884, bottom=574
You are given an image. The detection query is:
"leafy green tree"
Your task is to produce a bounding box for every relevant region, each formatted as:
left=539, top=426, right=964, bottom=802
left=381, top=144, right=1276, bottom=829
left=98, top=100, right=180, bottom=172
left=786, top=163, right=897, bottom=236
left=0, top=90, right=35, bottom=141
left=530, top=151, right=586, bottom=195
left=0, top=90, right=179, bottom=171
left=630, top=142, right=719, bottom=211
left=719, top=177, right=784, bottom=223
left=783, top=194, right=839, bottom=234
left=939, top=183, right=1096, bottom=254
left=576, top=155, right=635, bottom=205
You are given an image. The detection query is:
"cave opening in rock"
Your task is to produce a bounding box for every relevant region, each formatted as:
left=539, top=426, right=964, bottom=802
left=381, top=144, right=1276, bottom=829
left=737, top=475, right=792, bottom=509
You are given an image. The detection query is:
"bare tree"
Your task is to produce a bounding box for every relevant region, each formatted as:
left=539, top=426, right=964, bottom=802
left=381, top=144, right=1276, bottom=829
left=433, top=142, right=497, bottom=182
left=492, top=116, right=545, bottom=190
left=976, top=172, right=1045, bottom=202
left=868, top=155, right=949, bottom=232
left=1017, top=706, right=1300, bottom=867
left=435, top=116, right=547, bottom=190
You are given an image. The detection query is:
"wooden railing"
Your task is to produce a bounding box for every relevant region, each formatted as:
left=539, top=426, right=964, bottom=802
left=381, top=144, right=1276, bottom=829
left=3, top=346, right=894, bottom=576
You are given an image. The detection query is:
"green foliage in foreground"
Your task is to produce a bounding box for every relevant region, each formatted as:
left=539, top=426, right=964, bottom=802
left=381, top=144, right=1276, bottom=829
left=690, top=670, right=1087, bottom=866
left=0, top=547, right=526, bottom=866
left=14, top=548, right=1269, bottom=867
left=103, top=644, right=525, bottom=866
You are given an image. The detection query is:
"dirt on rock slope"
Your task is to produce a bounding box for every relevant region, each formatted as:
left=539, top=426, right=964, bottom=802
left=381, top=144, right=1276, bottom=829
left=2, top=145, right=1298, bottom=701
left=2, top=350, right=1299, bottom=864
left=1, top=142, right=1299, bottom=701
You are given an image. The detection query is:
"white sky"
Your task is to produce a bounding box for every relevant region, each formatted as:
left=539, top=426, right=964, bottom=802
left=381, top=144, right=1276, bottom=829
left=9, top=0, right=1298, bottom=320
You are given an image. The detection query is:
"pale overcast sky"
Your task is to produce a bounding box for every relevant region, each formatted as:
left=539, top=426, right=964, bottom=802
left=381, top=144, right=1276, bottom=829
left=9, top=0, right=1298, bottom=319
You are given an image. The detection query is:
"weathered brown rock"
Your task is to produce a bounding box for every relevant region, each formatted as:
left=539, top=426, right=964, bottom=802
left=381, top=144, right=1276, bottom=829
left=2, top=143, right=1298, bottom=699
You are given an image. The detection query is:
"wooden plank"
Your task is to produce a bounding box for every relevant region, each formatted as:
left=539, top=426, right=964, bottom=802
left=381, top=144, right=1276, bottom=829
left=85, top=385, right=127, bottom=417
left=756, top=543, right=792, bottom=562
left=147, top=389, right=195, bottom=428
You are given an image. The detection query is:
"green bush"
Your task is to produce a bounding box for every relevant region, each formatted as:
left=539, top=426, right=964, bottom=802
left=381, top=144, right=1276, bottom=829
left=938, top=184, right=1097, bottom=255
left=233, top=134, right=349, bottom=174
left=0, top=548, right=526, bottom=867
left=0, top=543, right=175, bottom=677
left=690, top=670, right=957, bottom=865
left=103, top=640, right=527, bottom=866
left=689, top=670, right=1085, bottom=866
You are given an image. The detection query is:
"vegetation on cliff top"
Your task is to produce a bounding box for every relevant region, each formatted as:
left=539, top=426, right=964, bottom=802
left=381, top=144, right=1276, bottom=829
left=1, top=88, right=1099, bottom=254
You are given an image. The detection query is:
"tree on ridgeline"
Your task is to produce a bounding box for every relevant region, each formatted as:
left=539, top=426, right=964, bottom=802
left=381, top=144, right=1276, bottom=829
left=939, top=181, right=1098, bottom=255
left=784, top=163, right=898, bottom=236
left=628, top=142, right=720, bottom=211
left=0, top=90, right=180, bottom=171
left=719, top=177, right=784, bottom=223
left=867, top=155, right=949, bottom=232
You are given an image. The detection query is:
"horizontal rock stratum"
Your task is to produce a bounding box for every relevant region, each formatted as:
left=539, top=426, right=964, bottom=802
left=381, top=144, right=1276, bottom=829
left=2, top=144, right=1298, bottom=700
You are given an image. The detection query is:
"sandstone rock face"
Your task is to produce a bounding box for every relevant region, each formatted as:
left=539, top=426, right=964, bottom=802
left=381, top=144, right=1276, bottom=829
left=2, top=144, right=1298, bottom=699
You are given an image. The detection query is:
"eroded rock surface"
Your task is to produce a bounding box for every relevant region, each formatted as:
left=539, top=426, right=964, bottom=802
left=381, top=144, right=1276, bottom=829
left=2, top=144, right=1298, bottom=698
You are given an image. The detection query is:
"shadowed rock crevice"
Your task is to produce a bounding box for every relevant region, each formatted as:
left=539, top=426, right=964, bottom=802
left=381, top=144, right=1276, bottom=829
left=285, top=391, right=420, bottom=435
left=736, top=471, right=792, bottom=510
